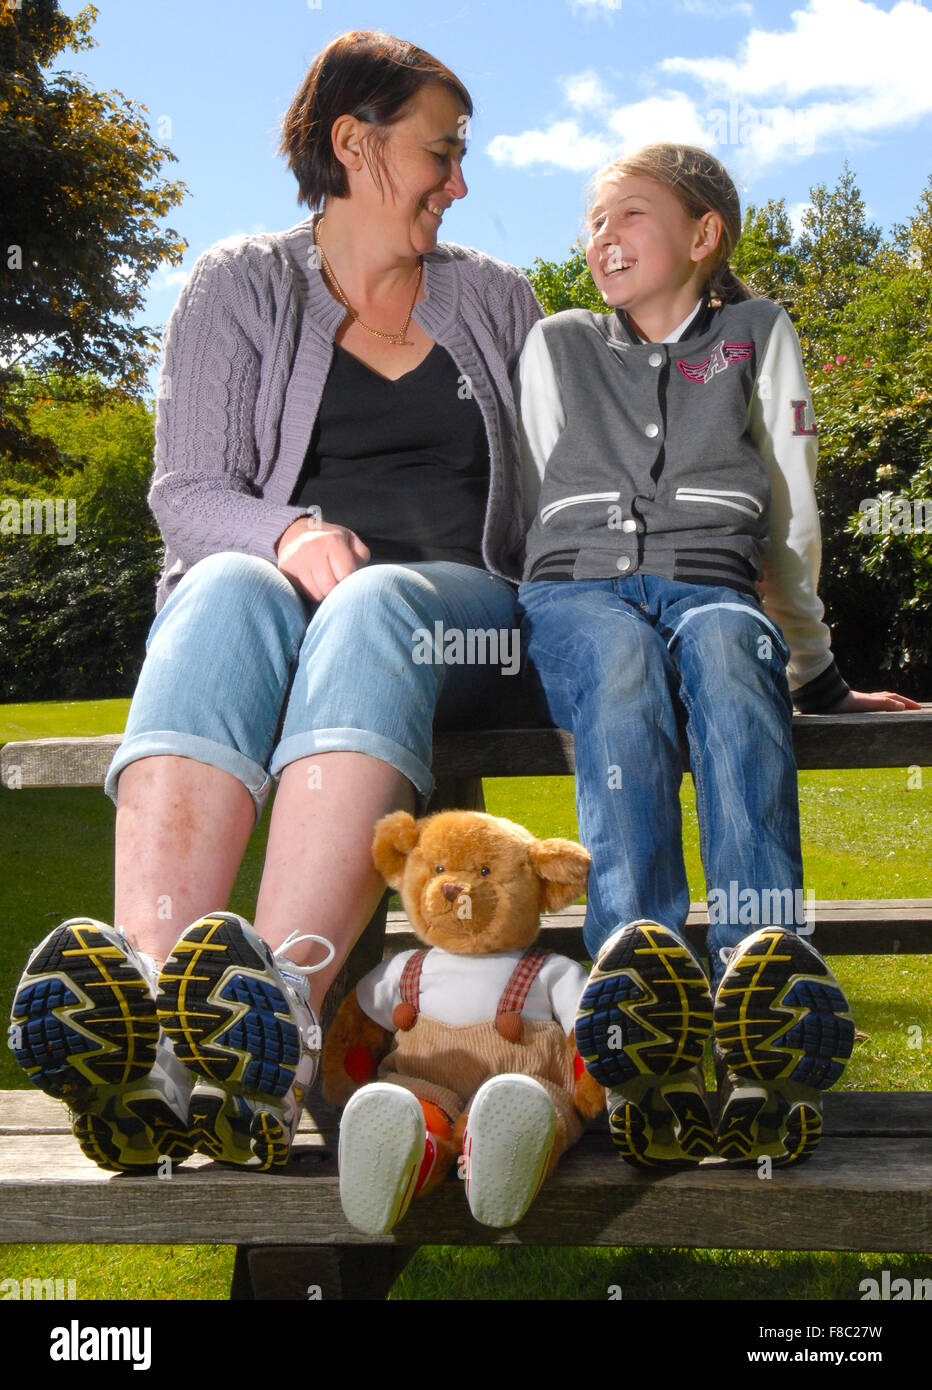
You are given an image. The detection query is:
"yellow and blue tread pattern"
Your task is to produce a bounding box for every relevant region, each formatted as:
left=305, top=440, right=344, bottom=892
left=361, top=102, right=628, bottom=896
left=10, top=919, right=159, bottom=1100
left=156, top=914, right=300, bottom=1101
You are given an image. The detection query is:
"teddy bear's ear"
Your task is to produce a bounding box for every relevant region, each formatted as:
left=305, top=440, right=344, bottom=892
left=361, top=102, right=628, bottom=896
left=528, top=837, right=591, bottom=914
left=371, top=810, right=421, bottom=888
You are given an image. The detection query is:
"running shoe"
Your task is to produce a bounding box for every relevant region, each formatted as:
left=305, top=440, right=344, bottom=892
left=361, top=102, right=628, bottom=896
left=575, top=920, right=715, bottom=1166
left=156, top=912, right=332, bottom=1167
left=9, top=918, right=195, bottom=1172
left=713, top=927, right=855, bottom=1165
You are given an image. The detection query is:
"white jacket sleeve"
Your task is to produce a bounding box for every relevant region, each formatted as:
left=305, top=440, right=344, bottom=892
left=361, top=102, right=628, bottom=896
left=749, top=310, right=848, bottom=707
left=513, top=319, right=566, bottom=530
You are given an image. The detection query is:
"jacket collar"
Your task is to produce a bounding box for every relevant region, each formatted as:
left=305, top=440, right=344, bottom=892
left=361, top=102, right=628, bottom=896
left=609, top=295, right=719, bottom=347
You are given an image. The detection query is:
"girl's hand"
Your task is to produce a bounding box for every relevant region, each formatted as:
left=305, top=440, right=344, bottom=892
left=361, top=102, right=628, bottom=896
left=276, top=516, right=371, bottom=602
left=829, top=690, right=923, bottom=713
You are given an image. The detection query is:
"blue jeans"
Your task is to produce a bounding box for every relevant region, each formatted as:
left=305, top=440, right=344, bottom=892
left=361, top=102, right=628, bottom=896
left=106, top=552, right=522, bottom=818
left=518, top=576, right=804, bottom=988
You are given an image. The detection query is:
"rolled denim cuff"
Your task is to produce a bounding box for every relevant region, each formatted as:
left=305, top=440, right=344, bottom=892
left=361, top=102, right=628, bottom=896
left=270, top=727, right=434, bottom=808
left=105, top=732, right=274, bottom=824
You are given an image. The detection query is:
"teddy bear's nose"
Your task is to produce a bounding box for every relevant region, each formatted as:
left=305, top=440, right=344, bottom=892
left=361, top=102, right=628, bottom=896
left=441, top=881, right=466, bottom=902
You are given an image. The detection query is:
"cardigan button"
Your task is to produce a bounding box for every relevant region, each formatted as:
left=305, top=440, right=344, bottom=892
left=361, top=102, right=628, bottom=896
left=616, top=556, right=632, bottom=572
left=648, top=351, right=663, bottom=367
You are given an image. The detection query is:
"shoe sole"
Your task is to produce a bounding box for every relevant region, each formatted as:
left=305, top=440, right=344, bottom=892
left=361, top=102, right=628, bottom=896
left=74, top=1095, right=199, bottom=1173
left=607, top=1074, right=716, bottom=1168
left=338, top=1084, right=425, bottom=1235
left=157, top=914, right=301, bottom=1102
left=575, top=921, right=714, bottom=1088
left=717, top=1088, right=823, bottom=1167
left=464, top=1076, right=556, bottom=1227
left=185, top=1087, right=292, bottom=1171
left=10, top=920, right=159, bottom=1103
left=714, top=928, right=855, bottom=1088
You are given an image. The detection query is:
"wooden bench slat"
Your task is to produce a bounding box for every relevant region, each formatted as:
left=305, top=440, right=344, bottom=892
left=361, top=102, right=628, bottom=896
left=386, top=903, right=932, bottom=956
left=1, top=1131, right=928, bottom=1251
left=4, top=708, right=932, bottom=789
left=4, top=1088, right=928, bottom=1139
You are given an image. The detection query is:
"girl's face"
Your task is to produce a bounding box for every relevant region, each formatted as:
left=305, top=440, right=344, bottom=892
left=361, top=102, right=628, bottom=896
left=586, top=173, right=717, bottom=332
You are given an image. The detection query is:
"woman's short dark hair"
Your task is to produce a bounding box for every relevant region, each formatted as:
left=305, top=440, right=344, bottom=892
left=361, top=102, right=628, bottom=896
left=279, top=30, right=473, bottom=209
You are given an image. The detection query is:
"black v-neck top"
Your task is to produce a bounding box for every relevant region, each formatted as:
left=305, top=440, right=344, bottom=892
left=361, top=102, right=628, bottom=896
left=289, top=342, right=490, bottom=567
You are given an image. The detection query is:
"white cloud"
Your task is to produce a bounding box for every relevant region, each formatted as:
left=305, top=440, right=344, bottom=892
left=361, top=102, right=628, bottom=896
left=486, top=119, right=614, bottom=171
left=158, top=268, right=191, bottom=292
left=788, top=200, right=812, bottom=237
left=662, top=0, right=931, bottom=105
left=487, top=0, right=932, bottom=175
left=560, top=71, right=613, bottom=112
left=606, top=93, right=712, bottom=150
left=675, top=0, right=752, bottom=13
left=570, top=0, right=623, bottom=11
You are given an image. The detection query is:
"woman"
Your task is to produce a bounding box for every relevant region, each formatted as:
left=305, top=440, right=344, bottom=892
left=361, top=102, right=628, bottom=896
left=11, top=31, right=541, bottom=1171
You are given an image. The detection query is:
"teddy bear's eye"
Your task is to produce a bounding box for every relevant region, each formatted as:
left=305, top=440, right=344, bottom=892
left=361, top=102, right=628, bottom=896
left=435, top=865, right=444, bottom=874
left=480, top=866, right=491, bottom=876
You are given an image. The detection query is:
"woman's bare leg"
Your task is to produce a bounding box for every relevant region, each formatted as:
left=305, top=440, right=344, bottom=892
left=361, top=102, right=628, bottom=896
left=114, top=750, right=414, bottom=1012
left=114, top=756, right=254, bottom=967
left=254, top=751, right=415, bottom=1015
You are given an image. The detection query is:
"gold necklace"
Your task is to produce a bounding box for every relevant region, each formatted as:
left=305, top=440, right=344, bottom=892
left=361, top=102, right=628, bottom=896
left=314, top=217, right=422, bottom=347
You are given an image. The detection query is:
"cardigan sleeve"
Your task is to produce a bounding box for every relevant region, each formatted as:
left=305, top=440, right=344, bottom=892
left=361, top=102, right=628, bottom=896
left=749, top=309, right=849, bottom=711
left=148, top=244, right=309, bottom=570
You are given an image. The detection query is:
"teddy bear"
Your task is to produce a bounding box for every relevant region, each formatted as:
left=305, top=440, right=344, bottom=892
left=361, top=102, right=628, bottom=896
left=321, top=808, right=605, bottom=1234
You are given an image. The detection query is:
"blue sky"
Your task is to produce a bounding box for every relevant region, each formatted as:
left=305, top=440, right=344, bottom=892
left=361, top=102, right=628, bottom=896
left=57, top=0, right=931, bottom=352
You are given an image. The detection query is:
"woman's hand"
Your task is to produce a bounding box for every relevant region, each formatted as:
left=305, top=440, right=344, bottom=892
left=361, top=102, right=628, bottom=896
left=276, top=516, right=371, bottom=602
left=829, top=690, right=923, bottom=713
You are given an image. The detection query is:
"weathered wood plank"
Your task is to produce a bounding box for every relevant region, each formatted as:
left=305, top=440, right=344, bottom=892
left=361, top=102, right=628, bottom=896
left=2, top=734, right=123, bottom=788
left=3, top=1089, right=926, bottom=1139
left=385, top=902, right=932, bottom=956
left=4, top=707, right=932, bottom=789
left=0, top=1089, right=338, bottom=1138
left=0, top=1132, right=928, bottom=1251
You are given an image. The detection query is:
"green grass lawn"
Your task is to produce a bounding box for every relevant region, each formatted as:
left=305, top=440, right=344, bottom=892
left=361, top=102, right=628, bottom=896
left=1, top=699, right=930, bottom=1300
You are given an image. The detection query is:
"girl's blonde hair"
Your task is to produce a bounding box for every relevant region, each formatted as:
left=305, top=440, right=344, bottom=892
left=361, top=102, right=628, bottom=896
left=587, top=143, right=753, bottom=307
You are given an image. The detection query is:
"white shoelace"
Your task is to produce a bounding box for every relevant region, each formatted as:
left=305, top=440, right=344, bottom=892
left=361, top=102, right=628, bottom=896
left=274, top=931, right=336, bottom=977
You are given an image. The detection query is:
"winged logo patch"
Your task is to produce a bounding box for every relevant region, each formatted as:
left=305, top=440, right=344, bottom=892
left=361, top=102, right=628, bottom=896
left=678, top=340, right=754, bottom=384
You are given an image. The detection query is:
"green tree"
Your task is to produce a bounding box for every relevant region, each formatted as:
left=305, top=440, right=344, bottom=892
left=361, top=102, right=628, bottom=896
left=793, top=163, right=882, bottom=362
left=0, top=376, right=161, bottom=699
left=525, top=246, right=605, bottom=315
left=732, top=198, right=800, bottom=309
left=0, top=0, right=186, bottom=472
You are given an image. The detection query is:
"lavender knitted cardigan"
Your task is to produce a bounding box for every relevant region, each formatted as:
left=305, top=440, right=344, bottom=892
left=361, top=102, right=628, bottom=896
left=149, top=216, right=543, bottom=610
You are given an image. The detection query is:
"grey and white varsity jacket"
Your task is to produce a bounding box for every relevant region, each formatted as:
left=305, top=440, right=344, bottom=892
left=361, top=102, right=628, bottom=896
left=516, top=296, right=847, bottom=711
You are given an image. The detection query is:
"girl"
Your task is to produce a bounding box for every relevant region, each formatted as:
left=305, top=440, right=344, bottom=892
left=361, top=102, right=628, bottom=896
left=516, top=144, right=918, bottom=1169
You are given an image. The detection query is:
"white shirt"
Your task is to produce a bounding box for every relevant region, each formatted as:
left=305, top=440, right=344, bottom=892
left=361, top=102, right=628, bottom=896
left=356, top=947, right=588, bottom=1035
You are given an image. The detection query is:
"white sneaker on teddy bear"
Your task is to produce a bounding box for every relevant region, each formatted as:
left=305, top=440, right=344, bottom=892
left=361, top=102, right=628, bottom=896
left=338, top=1082, right=426, bottom=1235
left=462, top=1074, right=556, bottom=1228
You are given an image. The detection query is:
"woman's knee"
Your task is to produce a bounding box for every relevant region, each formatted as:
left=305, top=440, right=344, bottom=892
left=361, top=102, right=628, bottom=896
left=152, top=551, right=309, bottom=658
left=175, top=551, right=303, bottom=610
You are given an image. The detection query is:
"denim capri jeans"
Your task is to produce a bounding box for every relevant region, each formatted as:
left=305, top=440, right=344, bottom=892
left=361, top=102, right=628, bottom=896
left=106, top=551, right=522, bottom=819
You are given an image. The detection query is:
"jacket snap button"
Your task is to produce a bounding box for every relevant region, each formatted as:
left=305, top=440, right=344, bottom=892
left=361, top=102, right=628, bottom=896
left=648, top=352, right=663, bottom=367
left=622, top=519, right=637, bottom=533
left=616, top=556, right=632, bottom=572
left=645, top=422, right=660, bottom=438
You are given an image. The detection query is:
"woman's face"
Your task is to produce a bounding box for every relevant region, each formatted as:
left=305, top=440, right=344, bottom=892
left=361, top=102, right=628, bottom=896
left=363, top=82, right=469, bottom=256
